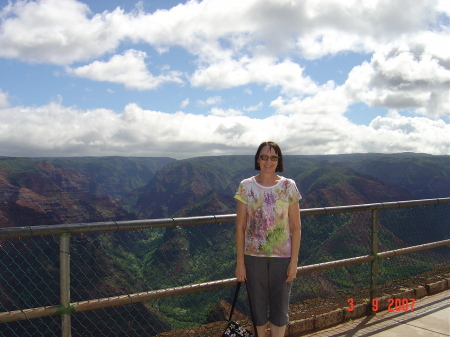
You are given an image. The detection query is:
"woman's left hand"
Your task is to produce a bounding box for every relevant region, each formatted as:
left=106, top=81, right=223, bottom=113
left=286, top=260, right=297, bottom=282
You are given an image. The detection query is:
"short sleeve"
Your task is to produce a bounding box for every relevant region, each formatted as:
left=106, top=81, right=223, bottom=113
left=288, top=180, right=301, bottom=205
left=234, top=183, right=248, bottom=204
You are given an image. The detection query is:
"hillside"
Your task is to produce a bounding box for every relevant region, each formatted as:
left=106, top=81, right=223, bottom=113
left=0, top=153, right=448, bottom=333
left=133, top=156, right=251, bottom=219
left=318, top=153, right=449, bottom=199
left=133, top=153, right=449, bottom=219
left=0, top=156, right=174, bottom=228
left=38, top=156, right=176, bottom=199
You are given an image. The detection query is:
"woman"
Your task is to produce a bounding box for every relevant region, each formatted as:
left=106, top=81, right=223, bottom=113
left=235, top=141, right=302, bottom=337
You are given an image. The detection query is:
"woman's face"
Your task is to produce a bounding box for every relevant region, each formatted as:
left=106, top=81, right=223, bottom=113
left=257, top=145, right=279, bottom=173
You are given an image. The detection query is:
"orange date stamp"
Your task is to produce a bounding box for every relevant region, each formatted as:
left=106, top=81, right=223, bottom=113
left=347, top=298, right=416, bottom=312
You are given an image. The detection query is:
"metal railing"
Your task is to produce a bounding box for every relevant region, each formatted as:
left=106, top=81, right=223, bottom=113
left=1, top=198, right=449, bottom=336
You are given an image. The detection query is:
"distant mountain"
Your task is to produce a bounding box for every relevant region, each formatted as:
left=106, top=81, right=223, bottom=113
left=42, top=156, right=176, bottom=199
left=133, top=156, right=251, bottom=219
left=1, top=154, right=446, bottom=227
left=0, top=156, right=174, bottom=228
left=285, top=153, right=449, bottom=200
left=337, top=154, right=449, bottom=199
left=133, top=153, right=449, bottom=218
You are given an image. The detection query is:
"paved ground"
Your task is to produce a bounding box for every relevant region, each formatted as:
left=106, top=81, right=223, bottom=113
left=305, top=290, right=449, bottom=337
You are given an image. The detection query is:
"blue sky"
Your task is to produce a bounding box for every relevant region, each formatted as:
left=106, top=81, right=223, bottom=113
left=0, top=0, right=449, bottom=159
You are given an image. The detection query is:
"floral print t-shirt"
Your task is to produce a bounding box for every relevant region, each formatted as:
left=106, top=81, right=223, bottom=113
left=235, top=176, right=301, bottom=257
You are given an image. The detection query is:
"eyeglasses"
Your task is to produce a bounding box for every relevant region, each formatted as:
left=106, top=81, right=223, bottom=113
left=259, top=155, right=279, bottom=162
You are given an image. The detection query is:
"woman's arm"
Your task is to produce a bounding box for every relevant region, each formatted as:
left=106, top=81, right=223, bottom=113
left=235, top=200, right=247, bottom=282
left=286, top=201, right=301, bottom=282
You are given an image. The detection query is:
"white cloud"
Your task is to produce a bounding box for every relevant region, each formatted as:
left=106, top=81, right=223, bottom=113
left=344, top=40, right=450, bottom=118
left=2, top=0, right=445, bottom=64
left=0, top=0, right=125, bottom=64
left=244, top=102, right=263, bottom=112
left=365, top=112, right=450, bottom=154
left=197, top=96, right=222, bottom=106
left=191, top=56, right=320, bottom=94
left=0, top=102, right=448, bottom=159
left=205, top=101, right=262, bottom=117
left=0, top=90, right=9, bottom=108
left=209, top=107, right=243, bottom=117
left=67, top=49, right=183, bottom=90
left=271, top=85, right=347, bottom=116
left=180, top=98, right=190, bottom=108
left=293, top=0, right=447, bottom=58
left=1, top=0, right=447, bottom=97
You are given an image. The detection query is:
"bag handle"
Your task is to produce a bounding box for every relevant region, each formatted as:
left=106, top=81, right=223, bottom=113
left=228, top=281, right=258, bottom=337
left=228, top=281, right=241, bottom=321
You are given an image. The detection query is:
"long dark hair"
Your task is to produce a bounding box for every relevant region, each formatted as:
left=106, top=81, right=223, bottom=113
left=254, top=141, right=284, bottom=172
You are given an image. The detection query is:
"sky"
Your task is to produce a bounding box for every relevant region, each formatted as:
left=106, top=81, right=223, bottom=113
left=0, top=0, right=449, bottom=159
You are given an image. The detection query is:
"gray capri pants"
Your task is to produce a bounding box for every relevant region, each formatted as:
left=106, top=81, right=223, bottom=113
left=244, top=255, right=293, bottom=327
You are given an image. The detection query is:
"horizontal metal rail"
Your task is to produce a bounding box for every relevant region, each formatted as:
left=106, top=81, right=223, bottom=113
left=297, top=239, right=450, bottom=274
left=0, top=279, right=237, bottom=323
left=1, top=198, right=449, bottom=238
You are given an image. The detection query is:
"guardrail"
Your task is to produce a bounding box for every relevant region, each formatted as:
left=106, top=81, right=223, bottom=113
left=1, top=198, right=449, bottom=336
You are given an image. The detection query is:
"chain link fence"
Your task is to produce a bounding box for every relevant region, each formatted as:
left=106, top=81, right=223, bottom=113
left=1, top=199, right=449, bottom=336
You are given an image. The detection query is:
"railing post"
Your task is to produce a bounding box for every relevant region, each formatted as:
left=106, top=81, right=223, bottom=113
left=370, top=209, right=378, bottom=314
left=60, top=233, right=71, bottom=337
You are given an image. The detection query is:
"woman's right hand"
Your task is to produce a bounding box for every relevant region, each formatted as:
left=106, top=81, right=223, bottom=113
left=235, top=262, right=246, bottom=282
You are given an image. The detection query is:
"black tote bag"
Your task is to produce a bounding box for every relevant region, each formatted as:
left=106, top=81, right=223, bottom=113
left=222, top=282, right=258, bottom=337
